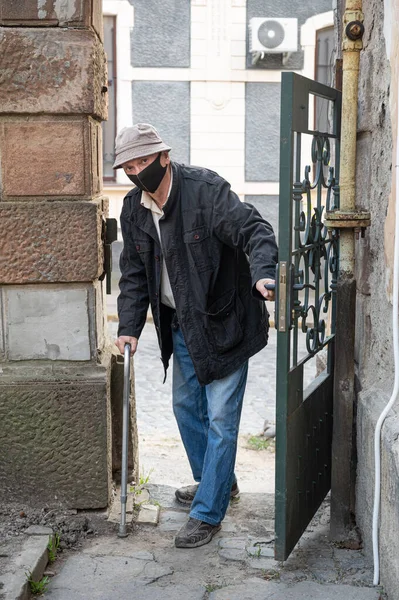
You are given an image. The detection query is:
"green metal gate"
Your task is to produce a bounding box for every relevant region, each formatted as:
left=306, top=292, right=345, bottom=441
left=275, top=72, right=341, bottom=561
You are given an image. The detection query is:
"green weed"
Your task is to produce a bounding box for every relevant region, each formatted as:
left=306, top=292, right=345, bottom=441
left=130, top=468, right=154, bottom=493
left=205, top=583, right=225, bottom=592
left=139, top=468, right=154, bottom=486
left=47, top=533, right=60, bottom=563
left=25, top=572, right=49, bottom=595
left=247, top=435, right=273, bottom=451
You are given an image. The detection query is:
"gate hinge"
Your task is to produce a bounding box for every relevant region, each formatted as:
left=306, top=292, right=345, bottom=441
left=325, top=210, right=371, bottom=238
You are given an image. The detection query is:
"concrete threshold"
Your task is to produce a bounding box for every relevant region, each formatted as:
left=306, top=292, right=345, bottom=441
left=0, top=527, right=53, bottom=600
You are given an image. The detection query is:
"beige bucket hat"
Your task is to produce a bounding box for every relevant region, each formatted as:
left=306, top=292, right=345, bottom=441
left=113, top=123, right=172, bottom=169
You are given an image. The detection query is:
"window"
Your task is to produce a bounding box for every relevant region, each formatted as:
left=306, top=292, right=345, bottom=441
left=314, top=27, right=334, bottom=133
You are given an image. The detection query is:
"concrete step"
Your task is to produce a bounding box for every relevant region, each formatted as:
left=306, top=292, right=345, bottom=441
left=0, top=527, right=53, bottom=600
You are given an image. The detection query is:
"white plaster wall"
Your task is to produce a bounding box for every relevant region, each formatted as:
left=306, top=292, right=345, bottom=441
left=191, top=81, right=245, bottom=191
left=189, top=0, right=279, bottom=198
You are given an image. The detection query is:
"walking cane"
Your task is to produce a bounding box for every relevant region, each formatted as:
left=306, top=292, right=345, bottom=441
left=118, top=342, right=131, bottom=538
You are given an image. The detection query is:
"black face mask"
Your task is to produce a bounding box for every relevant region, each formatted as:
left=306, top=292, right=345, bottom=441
left=127, top=153, right=167, bottom=193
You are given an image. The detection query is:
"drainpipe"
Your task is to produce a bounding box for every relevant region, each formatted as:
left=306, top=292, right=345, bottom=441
left=324, top=0, right=370, bottom=540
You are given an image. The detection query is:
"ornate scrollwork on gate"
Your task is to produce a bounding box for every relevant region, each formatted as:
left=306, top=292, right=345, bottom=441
left=292, top=134, right=338, bottom=364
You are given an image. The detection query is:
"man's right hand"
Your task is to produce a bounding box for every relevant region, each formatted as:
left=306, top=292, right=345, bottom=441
left=115, top=336, right=138, bottom=356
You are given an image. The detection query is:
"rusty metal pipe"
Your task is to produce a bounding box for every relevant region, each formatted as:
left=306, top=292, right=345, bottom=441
left=338, top=2, right=364, bottom=272
left=330, top=0, right=364, bottom=541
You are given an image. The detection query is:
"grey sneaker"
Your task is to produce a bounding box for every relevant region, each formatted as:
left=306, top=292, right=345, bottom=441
left=175, top=517, right=221, bottom=548
left=175, top=482, right=239, bottom=505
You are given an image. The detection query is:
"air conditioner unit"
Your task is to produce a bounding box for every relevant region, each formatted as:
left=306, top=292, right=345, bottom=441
left=249, top=18, right=298, bottom=54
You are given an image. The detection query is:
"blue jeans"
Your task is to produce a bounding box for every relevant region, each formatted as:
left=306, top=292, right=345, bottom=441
left=172, top=326, right=248, bottom=525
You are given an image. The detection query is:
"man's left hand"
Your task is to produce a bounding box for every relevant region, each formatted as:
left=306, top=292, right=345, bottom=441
left=256, top=278, right=275, bottom=301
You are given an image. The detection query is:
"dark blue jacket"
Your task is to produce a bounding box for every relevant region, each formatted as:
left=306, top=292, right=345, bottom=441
left=118, top=162, right=278, bottom=385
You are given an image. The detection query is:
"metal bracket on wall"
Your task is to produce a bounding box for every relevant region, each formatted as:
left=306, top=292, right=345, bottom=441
left=251, top=50, right=264, bottom=65
left=100, top=218, right=118, bottom=294
left=324, top=210, right=371, bottom=239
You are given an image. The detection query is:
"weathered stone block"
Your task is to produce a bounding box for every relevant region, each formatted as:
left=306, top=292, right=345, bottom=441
left=0, top=28, right=106, bottom=118
left=4, top=285, right=95, bottom=360
left=0, top=0, right=103, bottom=39
left=136, top=503, right=160, bottom=525
left=0, top=361, right=112, bottom=508
left=0, top=118, right=101, bottom=198
left=0, top=201, right=104, bottom=284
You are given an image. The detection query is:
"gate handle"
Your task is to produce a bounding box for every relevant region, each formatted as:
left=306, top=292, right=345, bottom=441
left=264, top=283, right=315, bottom=291
left=265, top=275, right=316, bottom=332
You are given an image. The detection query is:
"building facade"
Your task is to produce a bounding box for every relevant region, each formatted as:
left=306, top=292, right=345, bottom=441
left=102, top=0, right=333, bottom=259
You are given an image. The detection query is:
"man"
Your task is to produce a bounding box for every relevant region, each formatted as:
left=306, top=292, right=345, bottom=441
left=114, top=123, right=278, bottom=549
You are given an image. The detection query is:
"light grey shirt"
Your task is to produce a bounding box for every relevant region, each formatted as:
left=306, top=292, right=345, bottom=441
left=140, top=173, right=176, bottom=309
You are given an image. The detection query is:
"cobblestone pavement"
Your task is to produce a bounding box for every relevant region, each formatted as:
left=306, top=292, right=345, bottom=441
left=108, top=315, right=316, bottom=438
left=45, top=489, right=382, bottom=600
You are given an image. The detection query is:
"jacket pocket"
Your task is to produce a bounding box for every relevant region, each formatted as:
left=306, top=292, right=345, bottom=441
left=206, top=289, right=244, bottom=354
left=134, top=240, right=152, bottom=253
left=183, top=226, right=213, bottom=272
left=134, top=240, right=152, bottom=264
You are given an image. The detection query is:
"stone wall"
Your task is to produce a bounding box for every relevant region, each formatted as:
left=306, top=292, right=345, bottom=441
left=0, top=363, right=111, bottom=509
left=336, top=0, right=399, bottom=596
left=0, top=0, right=118, bottom=509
